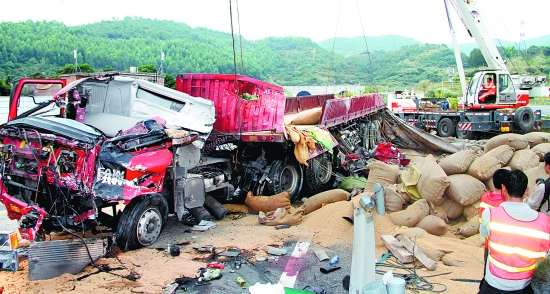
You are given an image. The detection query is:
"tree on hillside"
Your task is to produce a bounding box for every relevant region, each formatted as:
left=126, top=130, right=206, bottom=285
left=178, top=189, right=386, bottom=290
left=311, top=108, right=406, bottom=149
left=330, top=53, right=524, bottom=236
left=103, top=66, right=115, bottom=71
left=0, top=76, right=12, bottom=96
left=29, top=72, right=46, bottom=79
left=56, top=64, right=95, bottom=75
left=164, top=74, right=176, bottom=89
left=468, top=48, right=487, bottom=68
left=138, top=64, right=157, bottom=73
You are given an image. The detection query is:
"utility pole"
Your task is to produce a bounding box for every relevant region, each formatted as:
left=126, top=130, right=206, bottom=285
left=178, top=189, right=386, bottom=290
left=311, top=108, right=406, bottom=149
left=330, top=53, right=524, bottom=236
left=519, top=20, right=526, bottom=57
left=73, top=49, right=77, bottom=73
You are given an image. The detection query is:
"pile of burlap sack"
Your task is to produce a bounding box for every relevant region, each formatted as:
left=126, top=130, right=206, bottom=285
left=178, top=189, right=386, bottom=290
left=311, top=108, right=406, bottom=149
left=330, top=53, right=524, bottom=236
left=381, top=132, right=550, bottom=238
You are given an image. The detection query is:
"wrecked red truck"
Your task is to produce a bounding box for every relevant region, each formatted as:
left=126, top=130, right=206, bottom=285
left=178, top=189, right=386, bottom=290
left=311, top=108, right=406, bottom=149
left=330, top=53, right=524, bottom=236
left=1, top=73, right=392, bottom=252
left=0, top=76, right=221, bottom=251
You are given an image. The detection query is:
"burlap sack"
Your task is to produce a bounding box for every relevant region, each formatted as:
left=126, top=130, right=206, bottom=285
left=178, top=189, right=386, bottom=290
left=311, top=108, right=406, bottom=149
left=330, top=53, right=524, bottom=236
left=506, top=149, right=540, bottom=171
left=339, top=177, right=367, bottom=192
left=258, top=206, right=304, bottom=226
left=364, top=160, right=400, bottom=194
left=416, top=155, right=450, bottom=205
left=415, top=215, right=448, bottom=236
left=525, top=132, right=550, bottom=147
left=290, top=107, right=322, bottom=125
left=400, top=167, right=421, bottom=201
left=389, top=199, right=430, bottom=227
left=245, top=191, right=291, bottom=213
left=438, top=150, right=477, bottom=175
left=467, top=155, right=502, bottom=181
left=385, top=183, right=411, bottom=212
left=455, top=217, right=480, bottom=237
left=524, top=162, right=547, bottom=195
left=484, top=133, right=530, bottom=152
left=445, top=174, right=486, bottom=206
left=440, top=197, right=464, bottom=220
left=463, top=200, right=481, bottom=220
left=531, top=143, right=550, bottom=161
left=484, top=144, right=515, bottom=165
left=431, top=205, right=448, bottom=223
left=302, top=189, right=350, bottom=215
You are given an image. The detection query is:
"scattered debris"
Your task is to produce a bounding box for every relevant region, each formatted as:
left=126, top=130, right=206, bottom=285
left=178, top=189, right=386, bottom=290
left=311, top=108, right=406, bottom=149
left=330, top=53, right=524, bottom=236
left=191, top=220, right=218, bottom=231
left=395, top=235, right=437, bottom=270
left=218, top=248, right=241, bottom=257
left=28, top=237, right=111, bottom=280
left=380, top=235, right=414, bottom=264
left=267, top=246, right=287, bottom=256
left=313, top=250, right=329, bottom=262
left=0, top=250, right=18, bottom=272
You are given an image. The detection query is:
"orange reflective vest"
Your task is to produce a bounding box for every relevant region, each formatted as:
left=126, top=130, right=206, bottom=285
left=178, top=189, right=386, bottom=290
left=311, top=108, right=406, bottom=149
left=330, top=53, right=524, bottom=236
left=479, top=191, right=504, bottom=219
left=488, top=206, right=550, bottom=280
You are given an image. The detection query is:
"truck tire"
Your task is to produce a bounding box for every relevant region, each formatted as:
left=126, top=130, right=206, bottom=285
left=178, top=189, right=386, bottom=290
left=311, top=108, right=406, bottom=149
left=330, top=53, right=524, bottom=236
left=265, top=159, right=303, bottom=201
left=437, top=118, right=456, bottom=138
left=116, top=194, right=169, bottom=251
left=514, top=106, right=535, bottom=133
left=305, top=152, right=333, bottom=195
left=456, top=118, right=477, bottom=140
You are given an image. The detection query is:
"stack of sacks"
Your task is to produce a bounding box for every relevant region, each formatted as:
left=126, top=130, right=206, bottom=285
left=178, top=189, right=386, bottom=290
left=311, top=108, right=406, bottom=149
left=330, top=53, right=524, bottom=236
left=524, top=132, right=550, bottom=147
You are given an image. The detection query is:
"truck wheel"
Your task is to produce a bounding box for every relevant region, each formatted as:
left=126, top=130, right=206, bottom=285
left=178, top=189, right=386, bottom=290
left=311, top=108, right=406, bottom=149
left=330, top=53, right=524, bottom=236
left=265, top=159, right=303, bottom=201
left=116, top=194, right=169, bottom=251
left=305, top=152, right=333, bottom=195
left=456, top=119, right=477, bottom=140
left=514, top=106, right=535, bottom=133
left=437, top=118, right=456, bottom=138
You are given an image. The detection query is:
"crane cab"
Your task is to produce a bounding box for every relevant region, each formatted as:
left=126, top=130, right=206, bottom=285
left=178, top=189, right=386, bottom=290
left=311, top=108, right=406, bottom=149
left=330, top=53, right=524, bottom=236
left=463, top=71, right=529, bottom=110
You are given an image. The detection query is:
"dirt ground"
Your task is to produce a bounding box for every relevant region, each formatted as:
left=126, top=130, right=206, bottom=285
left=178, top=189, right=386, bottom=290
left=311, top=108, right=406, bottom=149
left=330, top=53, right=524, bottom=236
left=0, top=149, right=486, bottom=294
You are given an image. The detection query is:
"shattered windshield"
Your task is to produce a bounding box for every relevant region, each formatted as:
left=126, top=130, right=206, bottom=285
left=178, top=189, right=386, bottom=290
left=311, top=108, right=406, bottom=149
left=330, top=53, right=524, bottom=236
left=16, top=83, right=64, bottom=117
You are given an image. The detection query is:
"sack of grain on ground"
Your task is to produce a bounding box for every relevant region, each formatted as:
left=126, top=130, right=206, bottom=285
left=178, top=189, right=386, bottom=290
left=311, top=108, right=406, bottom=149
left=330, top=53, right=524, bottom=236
left=302, top=189, right=350, bottom=215
left=467, top=155, right=502, bottom=181
left=290, top=107, right=322, bottom=125
left=445, top=174, right=486, bottom=206
left=531, top=143, right=550, bottom=161
left=385, top=183, right=411, bottom=212
left=430, top=205, right=449, bottom=223
left=415, top=215, right=448, bottom=236
left=525, top=132, right=550, bottom=147
left=364, top=160, right=400, bottom=194
left=245, top=191, right=291, bottom=214
left=462, top=200, right=481, bottom=220
left=416, top=155, right=450, bottom=205
left=258, top=206, right=304, bottom=226
left=506, top=149, right=540, bottom=171
left=400, top=167, right=422, bottom=201
left=389, top=199, right=430, bottom=227
left=484, top=133, right=530, bottom=153
left=524, top=162, right=547, bottom=194
left=440, top=197, right=464, bottom=220
left=438, top=150, right=477, bottom=175
left=484, top=144, right=515, bottom=165
left=455, top=217, right=480, bottom=237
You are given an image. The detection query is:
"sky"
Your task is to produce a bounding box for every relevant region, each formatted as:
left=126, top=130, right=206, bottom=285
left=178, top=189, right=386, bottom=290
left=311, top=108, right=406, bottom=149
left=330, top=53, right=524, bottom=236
left=1, top=0, right=549, bottom=45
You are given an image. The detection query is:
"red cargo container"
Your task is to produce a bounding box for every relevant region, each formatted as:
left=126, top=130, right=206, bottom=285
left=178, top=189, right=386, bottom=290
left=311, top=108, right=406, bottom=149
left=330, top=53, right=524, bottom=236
left=176, top=74, right=286, bottom=134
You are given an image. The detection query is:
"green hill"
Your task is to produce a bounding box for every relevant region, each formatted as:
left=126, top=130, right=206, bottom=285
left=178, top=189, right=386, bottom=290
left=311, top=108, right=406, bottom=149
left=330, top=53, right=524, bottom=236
left=317, top=35, right=422, bottom=56
left=0, top=18, right=548, bottom=92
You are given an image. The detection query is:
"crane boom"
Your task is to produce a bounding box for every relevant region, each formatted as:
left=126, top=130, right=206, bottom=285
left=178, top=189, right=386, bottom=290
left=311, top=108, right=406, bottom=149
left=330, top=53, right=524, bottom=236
left=450, top=0, right=508, bottom=72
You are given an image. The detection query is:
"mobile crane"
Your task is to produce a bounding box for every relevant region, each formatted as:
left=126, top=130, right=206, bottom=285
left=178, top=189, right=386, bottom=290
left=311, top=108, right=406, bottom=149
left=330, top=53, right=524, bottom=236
left=389, top=0, right=549, bottom=139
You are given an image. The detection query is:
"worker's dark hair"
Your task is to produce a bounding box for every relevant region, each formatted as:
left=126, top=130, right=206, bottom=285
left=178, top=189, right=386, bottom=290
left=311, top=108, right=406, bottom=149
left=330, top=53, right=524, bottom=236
left=544, top=152, right=550, bottom=166
left=492, top=169, right=508, bottom=190
left=501, top=170, right=528, bottom=198
left=532, top=258, right=550, bottom=294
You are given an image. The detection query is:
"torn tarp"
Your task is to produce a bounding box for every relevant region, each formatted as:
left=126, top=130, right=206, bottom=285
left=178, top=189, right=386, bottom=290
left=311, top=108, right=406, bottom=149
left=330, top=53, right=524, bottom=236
left=381, top=109, right=460, bottom=154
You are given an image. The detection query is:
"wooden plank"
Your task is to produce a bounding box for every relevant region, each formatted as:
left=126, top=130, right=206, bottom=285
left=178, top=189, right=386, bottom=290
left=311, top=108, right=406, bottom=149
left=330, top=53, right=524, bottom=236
left=380, top=235, right=414, bottom=264
left=396, top=235, right=437, bottom=271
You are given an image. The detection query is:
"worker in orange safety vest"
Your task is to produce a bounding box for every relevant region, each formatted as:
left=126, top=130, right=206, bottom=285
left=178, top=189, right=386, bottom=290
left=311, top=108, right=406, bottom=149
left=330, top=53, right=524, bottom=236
left=478, top=169, right=508, bottom=289
left=479, top=170, right=550, bottom=293
left=479, top=77, right=496, bottom=103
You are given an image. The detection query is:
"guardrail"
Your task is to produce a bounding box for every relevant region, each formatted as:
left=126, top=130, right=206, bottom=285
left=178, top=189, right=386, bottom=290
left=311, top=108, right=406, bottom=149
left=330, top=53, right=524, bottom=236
left=530, top=99, right=550, bottom=105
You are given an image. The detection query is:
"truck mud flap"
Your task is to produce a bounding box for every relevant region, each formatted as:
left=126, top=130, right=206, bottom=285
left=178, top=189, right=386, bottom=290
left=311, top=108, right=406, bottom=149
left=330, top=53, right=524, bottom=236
left=28, top=237, right=111, bottom=280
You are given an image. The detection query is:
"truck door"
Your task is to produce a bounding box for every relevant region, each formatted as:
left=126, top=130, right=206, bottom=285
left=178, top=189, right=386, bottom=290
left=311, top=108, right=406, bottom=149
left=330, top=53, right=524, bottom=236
left=497, top=74, right=517, bottom=104
left=8, top=79, right=65, bottom=121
